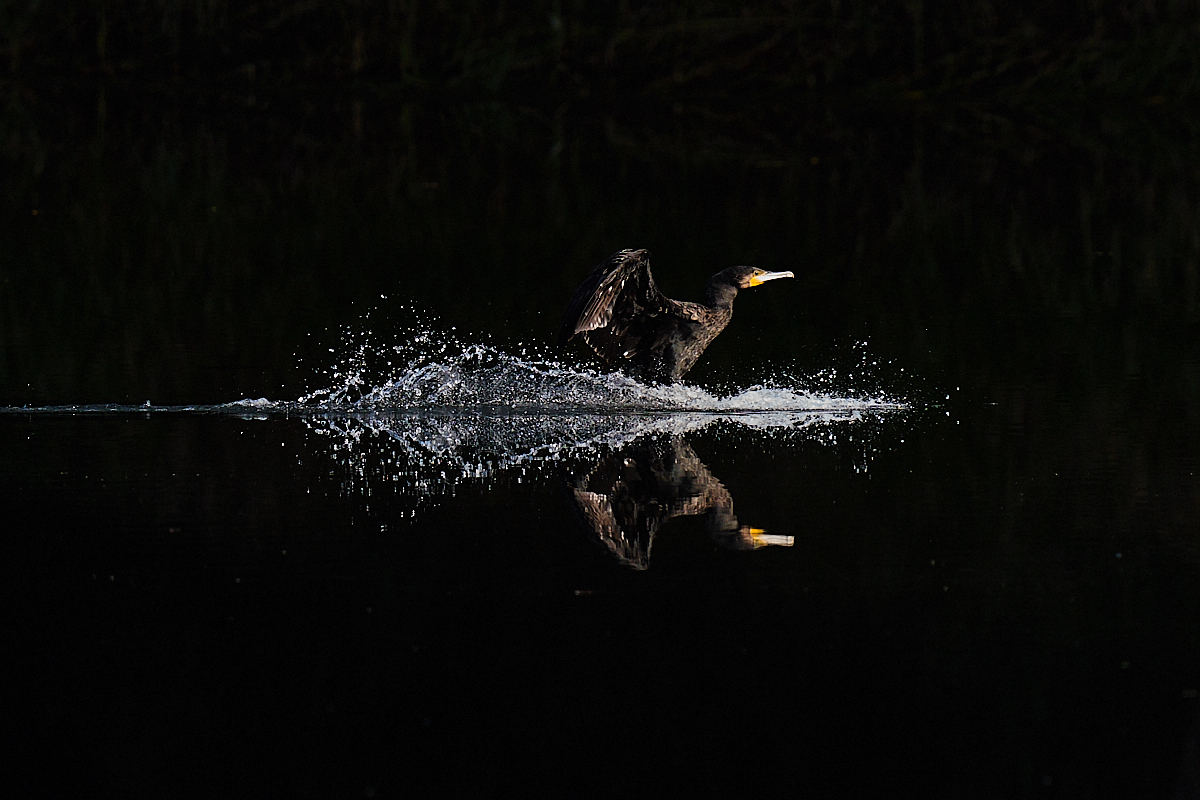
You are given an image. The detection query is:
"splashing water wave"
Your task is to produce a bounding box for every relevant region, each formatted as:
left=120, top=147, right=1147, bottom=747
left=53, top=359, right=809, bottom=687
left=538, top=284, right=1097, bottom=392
left=0, top=319, right=913, bottom=514
left=287, top=322, right=912, bottom=510
left=297, top=328, right=903, bottom=414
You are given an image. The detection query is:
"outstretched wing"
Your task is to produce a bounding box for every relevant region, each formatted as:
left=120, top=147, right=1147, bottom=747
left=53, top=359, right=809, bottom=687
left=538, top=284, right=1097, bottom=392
left=557, top=249, right=689, bottom=366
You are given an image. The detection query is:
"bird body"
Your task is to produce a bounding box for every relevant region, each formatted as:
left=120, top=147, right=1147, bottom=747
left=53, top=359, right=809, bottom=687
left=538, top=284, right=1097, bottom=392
left=557, top=249, right=793, bottom=382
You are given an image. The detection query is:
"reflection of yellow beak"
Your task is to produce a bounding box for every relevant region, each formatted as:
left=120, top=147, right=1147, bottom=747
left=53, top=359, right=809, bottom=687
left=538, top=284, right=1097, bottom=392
left=748, top=529, right=795, bottom=548
left=748, top=270, right=794, bottom=287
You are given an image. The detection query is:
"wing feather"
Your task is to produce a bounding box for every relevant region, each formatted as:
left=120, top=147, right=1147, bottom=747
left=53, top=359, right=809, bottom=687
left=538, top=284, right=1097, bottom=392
left=560, top=250, right=660, bottom=338
left=557, top=249, right=678, bottom=365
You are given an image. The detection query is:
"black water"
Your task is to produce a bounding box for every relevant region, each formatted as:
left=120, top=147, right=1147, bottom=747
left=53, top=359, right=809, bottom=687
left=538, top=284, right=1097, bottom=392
left=4, top=84, right=1199, bottom=798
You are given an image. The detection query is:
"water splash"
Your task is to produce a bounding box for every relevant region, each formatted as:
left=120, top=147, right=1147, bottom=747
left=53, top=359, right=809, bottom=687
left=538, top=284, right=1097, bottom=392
left=297, top=308, right=903, bottom=414
left=293, top=312, right=911, bottom=513
left=0, top=312, right=915, bottom=517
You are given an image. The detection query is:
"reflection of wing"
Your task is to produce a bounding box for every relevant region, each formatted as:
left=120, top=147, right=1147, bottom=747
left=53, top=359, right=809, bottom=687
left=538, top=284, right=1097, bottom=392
left=570, top=489, right=653, bottom=570
left=557, top=249, right=698, bottom=376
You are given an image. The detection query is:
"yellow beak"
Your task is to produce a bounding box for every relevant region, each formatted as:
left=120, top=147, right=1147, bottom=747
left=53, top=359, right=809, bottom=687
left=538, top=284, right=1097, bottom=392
left=748, top=529, right=795, bottom=548
left=749, top=271, right=795, bottom=287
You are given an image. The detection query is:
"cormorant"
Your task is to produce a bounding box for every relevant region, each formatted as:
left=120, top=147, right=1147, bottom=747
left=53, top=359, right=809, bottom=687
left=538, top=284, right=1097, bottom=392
left=565, top=435, right=794, bottom=570
left=557, top=249, right=794, bottom=383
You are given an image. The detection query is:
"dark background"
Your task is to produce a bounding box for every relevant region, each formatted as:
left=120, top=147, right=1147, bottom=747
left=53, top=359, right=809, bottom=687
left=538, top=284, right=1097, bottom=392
left=3, top=1, right=1197, bottom=406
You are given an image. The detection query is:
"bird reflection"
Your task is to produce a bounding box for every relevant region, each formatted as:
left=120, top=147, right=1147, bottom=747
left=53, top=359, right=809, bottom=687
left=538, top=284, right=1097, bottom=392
left=564, top=435, right=793, bottom=569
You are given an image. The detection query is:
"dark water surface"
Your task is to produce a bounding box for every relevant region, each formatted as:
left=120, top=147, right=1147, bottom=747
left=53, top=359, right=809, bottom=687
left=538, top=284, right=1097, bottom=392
left=4, top=87, right=1199, bottom=797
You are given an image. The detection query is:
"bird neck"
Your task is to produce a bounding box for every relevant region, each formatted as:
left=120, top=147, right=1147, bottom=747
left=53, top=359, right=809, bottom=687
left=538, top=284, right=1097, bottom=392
left=704, top=279, right=739, bottom=310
